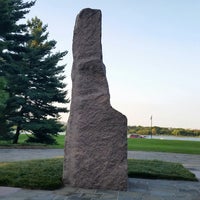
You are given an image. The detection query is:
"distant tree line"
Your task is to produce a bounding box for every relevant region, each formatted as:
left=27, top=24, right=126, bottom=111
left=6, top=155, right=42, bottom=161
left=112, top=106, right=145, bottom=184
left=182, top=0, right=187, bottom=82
left=0, top=0, right=69, bottom=144
left=128, top=126, right=200, bottom=137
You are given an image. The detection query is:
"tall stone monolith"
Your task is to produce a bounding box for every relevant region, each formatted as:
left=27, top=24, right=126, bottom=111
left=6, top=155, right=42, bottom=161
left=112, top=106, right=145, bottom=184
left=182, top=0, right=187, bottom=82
left=63, top=8, right=127, bottom=191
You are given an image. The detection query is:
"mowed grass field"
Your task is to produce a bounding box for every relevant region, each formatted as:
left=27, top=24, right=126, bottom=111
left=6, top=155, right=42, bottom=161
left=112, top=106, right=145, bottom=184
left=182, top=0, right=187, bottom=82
left=128, top=138, right=200, bottom=154
left=1, top=134, right=200, bottom=154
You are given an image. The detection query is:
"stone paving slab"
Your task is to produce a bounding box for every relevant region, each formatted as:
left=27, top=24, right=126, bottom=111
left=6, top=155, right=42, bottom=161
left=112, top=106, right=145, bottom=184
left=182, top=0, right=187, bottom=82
left=1, top=178, right=200, bottom=200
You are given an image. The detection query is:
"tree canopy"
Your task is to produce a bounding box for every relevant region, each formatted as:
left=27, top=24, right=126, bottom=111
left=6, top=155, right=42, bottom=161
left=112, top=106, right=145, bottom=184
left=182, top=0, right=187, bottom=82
left=128, top=126, right=200, bottom=137
left=0, top=0, right=69, bottom=144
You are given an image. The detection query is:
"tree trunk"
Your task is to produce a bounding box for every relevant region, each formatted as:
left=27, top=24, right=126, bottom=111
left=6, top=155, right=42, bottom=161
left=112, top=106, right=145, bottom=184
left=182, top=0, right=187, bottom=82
left=13, top=124, right=21, bottom=144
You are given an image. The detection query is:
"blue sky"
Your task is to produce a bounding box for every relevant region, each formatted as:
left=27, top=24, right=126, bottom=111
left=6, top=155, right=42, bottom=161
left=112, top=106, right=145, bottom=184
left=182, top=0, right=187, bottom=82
left=25, top=0, right=200, bottom=129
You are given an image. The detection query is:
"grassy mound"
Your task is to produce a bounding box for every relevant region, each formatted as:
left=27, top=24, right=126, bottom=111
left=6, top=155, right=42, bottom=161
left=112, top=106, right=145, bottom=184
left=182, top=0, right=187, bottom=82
left=0, top=158, right=197, bottom=190
left=128, top=159, right=197, bottom=181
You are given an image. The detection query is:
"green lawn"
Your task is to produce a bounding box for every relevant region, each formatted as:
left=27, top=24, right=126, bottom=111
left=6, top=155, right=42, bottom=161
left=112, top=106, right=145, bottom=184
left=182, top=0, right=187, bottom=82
left=0, top=158, right=197, bottom=190
left=1, top=135, right=200, bottom=155
left=0, top=134, right=65, bottom=149
left=0, top=158, right=63, bottom=190
left=128, top=159, right=197, bottom=181
left=128, top=138, right=200, bottom=154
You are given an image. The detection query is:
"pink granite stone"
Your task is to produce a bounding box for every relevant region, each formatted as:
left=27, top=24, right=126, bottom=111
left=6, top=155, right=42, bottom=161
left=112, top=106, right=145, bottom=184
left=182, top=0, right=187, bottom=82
left=63, top=8, right=127, bottom=191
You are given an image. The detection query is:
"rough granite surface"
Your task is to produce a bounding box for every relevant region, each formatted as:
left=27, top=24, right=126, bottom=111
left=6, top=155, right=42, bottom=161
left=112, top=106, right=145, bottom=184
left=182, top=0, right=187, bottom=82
left=63, top=8, right=127, bottom=191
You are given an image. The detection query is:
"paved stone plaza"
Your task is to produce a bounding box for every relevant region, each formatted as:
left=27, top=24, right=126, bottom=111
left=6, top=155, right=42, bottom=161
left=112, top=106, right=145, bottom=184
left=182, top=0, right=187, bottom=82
left=0, top=178, right=200, bottom=200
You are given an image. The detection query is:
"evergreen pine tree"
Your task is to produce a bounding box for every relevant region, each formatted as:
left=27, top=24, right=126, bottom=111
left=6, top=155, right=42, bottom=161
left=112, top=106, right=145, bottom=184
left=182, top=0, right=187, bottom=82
left=0, top=1, right=69, bottom=144
left=0, top=78, right=8, bottom=110
left=0, top=0, right=35, bottom=141
left=16, top=17, right=69, bottom=144
left=0, top=77, right=11, bottom=140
